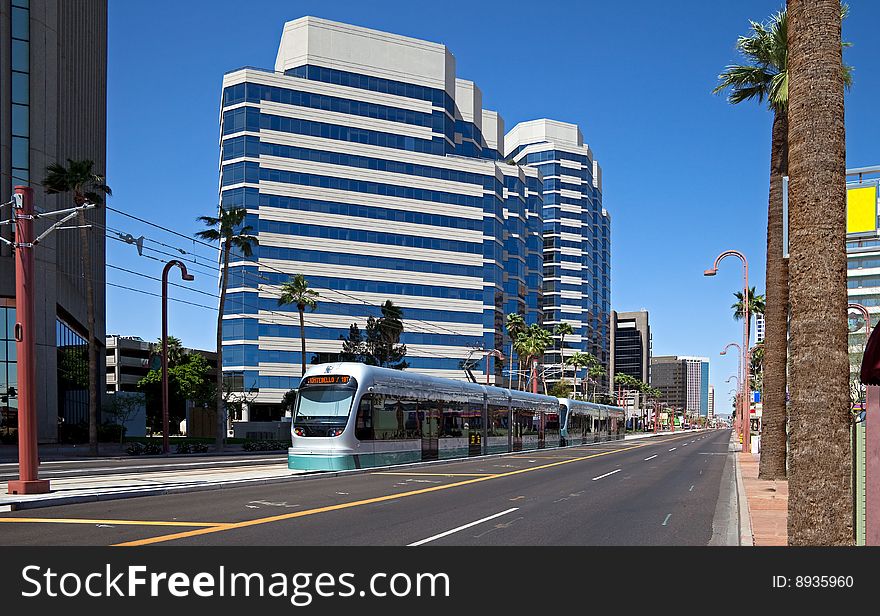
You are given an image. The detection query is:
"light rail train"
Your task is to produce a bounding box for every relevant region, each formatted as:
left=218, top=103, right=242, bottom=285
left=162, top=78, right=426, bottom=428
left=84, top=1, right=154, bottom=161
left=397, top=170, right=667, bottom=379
left=288, top=363, right=625, bottom=470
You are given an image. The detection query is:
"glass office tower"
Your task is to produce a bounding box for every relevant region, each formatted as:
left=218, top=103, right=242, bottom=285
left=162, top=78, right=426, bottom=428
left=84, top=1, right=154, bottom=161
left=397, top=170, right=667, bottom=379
left=505, top=120, right=612, bottom=390
left=219, top=17, right=550, bottom=412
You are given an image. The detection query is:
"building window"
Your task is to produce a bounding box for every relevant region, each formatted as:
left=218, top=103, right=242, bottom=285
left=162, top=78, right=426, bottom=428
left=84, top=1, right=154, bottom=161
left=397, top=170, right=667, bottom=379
left=57, top=319, right=88, bottom=429
left=10, top=0, right=30, bottom=189
left=0, top=306, right=18, bottom=436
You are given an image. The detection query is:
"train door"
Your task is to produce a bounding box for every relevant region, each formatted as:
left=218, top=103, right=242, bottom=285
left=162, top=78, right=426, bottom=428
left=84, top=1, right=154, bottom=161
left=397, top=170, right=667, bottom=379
left=537, top=411, right=546, bottom=449
left=511, top=401, right=522, bottom=452
left=420, top=400, right=439, bottom=461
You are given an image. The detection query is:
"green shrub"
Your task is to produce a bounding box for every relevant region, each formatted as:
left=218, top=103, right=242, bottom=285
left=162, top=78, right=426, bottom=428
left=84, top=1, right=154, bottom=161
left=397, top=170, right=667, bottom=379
left=242, top=440, right=289, bottom=452
left=58, top=422, right=89, bottom=444
left=98, top=423, right=126, bottom=443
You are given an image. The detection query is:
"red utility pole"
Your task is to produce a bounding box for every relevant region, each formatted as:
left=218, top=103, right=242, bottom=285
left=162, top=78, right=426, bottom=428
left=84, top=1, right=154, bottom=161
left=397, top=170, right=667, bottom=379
left=7, top=187, right=49, bottom=494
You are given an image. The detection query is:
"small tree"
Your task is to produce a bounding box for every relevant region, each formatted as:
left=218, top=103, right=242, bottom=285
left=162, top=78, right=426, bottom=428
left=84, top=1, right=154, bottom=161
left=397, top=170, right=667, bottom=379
left=339, top=302, right=409, bottom=369
left=104, top=394, right=144, bottom=444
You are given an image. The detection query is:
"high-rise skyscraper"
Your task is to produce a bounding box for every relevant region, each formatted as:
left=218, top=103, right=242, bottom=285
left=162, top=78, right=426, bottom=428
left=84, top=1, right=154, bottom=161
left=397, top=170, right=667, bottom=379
left=219, top=17, right=609, bottom=414
left=1, top=0, right=108, bottom=441
left=505, top=120, right=612, bottom=389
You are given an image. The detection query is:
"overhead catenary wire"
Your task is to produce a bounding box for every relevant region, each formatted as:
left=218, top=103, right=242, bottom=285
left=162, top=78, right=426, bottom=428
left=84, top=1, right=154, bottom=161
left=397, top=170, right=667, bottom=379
left=12, top=174, right=490, bottom=345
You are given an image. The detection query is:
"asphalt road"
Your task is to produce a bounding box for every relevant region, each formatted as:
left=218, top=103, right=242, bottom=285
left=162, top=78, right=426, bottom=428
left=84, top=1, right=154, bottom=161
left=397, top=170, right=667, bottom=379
left=0, top=452, right=288, bottom=482
left=0, top=430, right=734, bottom=546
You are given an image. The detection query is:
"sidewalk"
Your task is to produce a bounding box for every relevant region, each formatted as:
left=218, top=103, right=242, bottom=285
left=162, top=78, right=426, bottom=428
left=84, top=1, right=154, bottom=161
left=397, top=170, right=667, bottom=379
left=737, top=448, right=788, bottom=546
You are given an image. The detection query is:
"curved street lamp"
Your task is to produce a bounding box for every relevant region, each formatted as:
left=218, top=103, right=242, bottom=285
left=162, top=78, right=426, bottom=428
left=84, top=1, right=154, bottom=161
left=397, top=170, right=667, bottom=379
left=705, top=250, right=751, bottom=452
left=721, top=342, right=743, bottom=440
left=162, top=260, right=195, bottom=454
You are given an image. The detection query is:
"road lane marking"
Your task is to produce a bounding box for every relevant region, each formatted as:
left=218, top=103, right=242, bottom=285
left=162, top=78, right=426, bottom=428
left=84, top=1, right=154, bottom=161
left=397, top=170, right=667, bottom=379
left=662, top=514, right=672, bottom=526
left=407, top=508, right=519, bottom=546
left=373, top=472, right=493, bottom=477
left=0, top=517, right=224, bottom=527
left=669, top=448, right=677, bottom=452
left=644, top=455, right=658, bottom=461
left=591, top=469, right=621, bottom=481
left=689, top=485, right=694, bottom=492
left=112, top=433, right=698, bottom=546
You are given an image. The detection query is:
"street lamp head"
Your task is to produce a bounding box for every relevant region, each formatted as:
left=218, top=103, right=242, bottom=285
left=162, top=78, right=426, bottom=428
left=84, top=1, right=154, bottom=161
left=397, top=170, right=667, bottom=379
left=703, top=269, right=717, bottom=277
left=182, top=272, right=194, bottom=281
left=719, top=350, right=726, bottom=356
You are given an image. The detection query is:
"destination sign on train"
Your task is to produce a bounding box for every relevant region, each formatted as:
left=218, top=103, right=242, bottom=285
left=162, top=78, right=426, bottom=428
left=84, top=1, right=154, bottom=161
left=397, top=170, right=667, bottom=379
left=302, top=375, right=351, bottom=386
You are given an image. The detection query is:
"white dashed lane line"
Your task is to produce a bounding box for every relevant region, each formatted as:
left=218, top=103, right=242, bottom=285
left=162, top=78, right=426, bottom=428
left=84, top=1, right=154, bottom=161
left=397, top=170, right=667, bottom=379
left=591, top=469, right=622, bottom=481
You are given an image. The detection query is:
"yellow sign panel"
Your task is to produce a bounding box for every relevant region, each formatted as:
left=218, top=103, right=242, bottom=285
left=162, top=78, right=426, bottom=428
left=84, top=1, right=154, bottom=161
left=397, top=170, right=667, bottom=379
left=847, top=185, right=878, bottom=234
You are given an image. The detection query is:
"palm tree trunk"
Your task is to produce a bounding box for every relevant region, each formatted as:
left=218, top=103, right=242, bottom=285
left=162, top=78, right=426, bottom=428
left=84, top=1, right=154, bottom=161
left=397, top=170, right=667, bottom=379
left=760, top=111, right=789, bottom=480
left=215, top=243, right=231, bottom=452
left=299, top=308, right=307, bottom=376
left=786, top=0, right=852, bottom=545
left=78, top=211, right=98, bottom=455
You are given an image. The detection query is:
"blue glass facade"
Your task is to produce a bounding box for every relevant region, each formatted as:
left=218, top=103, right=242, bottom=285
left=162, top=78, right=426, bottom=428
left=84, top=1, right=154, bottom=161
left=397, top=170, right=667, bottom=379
left=505, top=121, right=612, bottom=389
left=219, top=18, right=608, bottom=407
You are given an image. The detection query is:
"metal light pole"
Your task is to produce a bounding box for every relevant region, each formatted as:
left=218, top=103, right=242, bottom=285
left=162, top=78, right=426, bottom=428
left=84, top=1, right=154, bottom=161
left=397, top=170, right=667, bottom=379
left=161, top=260, right=194, bottom=454
left=3, top=187, right=93, bottom=494
left=721, top=343, right=743, bottom=441
left=705, top=250, right=751, bottom=453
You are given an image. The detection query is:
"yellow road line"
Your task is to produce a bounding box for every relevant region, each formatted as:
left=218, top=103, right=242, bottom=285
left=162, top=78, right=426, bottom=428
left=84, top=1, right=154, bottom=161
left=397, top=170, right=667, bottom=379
left=373, top=472, right=495, bottom=477
left=114, top=439, right=679, bottom=547
left=0, top=517, right=226, bottom=527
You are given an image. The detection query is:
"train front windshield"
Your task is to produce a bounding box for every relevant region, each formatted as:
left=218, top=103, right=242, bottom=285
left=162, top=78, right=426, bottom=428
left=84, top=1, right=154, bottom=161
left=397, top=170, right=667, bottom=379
left=293, top=375, right=358, bottom=437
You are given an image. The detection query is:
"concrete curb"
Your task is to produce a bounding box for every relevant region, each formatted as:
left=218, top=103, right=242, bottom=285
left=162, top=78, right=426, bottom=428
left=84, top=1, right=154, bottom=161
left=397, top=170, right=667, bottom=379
left=1, top=430, right=703, bottom=513
left=733, top=441, right=754, bottom=546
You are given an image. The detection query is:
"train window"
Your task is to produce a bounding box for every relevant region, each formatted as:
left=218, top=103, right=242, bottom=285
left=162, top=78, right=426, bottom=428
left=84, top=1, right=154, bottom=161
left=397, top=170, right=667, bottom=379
left=439, top=400, right=465, bottom=438
left=544, top=411, right=560, bottom=447
left=355, top=396, right=373, bottom=440
left=293, top=382, right=356, bottom=436
left=487, top=405, right=507, bottom=435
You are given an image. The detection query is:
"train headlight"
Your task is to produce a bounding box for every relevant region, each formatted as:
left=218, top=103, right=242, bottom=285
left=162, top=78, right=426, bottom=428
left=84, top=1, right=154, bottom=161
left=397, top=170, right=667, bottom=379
left=294, top=427, right=305, bottom=437
left=329, top=428, right=344, bottom=437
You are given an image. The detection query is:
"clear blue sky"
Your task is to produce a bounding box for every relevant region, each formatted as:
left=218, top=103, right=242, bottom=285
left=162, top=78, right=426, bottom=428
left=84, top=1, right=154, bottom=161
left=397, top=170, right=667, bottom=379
left=105, top=0, right=880, bottom=413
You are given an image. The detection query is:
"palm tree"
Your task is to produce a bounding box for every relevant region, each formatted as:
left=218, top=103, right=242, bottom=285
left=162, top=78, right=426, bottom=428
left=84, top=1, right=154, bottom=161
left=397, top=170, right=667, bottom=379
left=786, top=0, right=852, bottom=545
left=732, top=287, right=766, bottom=360
left=714, top=11, right=790, bottom=478
left=714, top=4, right=852, bottom=483
left=155, top=335, right=184, bottom=366
left=277, top=274, right=320, bottom=377
left=565, top=351, right=596, bottom=399
left=195, top=206, right=256, bottom=451
left=44, top=159, right=111, bottom=455
left=505, top=313, right=526, bottom=389
left=515, top=324, right=552, bottom=392
left=587, top=363, right=607, bottom=402
left=553, top=322, right=574, bottom=387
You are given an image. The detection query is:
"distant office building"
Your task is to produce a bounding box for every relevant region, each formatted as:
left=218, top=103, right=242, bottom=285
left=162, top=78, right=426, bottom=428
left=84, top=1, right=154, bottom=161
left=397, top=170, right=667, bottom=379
left=105, top=335, right=217, bottom=394
left=612, top=310, right=650, bottom=383
left=651, top=355, right=709, bottom=417
left=611, top=310, right=650, bottom=409
left=220, top=17, right=609, bottom=413
left=708, top=385, right=715, bottom=420
left=755, top=313, right=765, bottom=344
left=0, top=0, right=108, bottom=442
left=845, top=166, right=880, bottom=356
left=505, top=120, right=612, bottom=387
